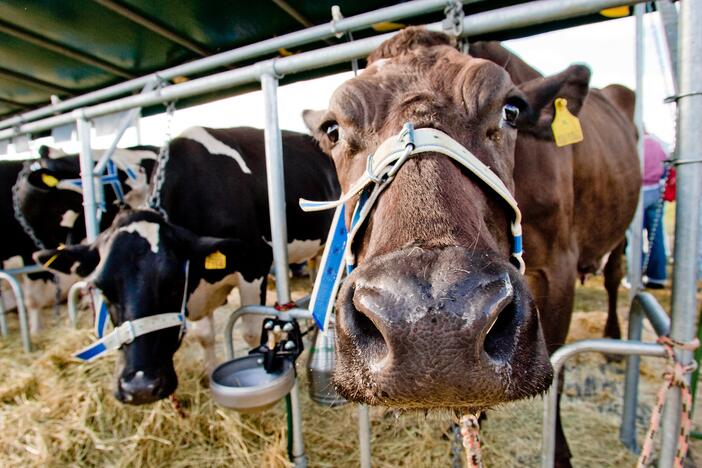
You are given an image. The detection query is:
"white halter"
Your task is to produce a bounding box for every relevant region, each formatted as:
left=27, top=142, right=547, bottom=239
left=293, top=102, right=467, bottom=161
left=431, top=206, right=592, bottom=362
left=74, top=261, right=190, bottom=361
left=300, top=123, right=524, bottom=331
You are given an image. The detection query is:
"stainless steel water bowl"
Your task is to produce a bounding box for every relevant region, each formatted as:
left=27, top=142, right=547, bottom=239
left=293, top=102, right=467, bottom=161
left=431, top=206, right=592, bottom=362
left=210, top=355, right=295, bottom=413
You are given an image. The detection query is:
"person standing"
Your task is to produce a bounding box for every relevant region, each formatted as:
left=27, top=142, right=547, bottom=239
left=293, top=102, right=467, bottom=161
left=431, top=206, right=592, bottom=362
left=642, top=132, right=671, bottom=289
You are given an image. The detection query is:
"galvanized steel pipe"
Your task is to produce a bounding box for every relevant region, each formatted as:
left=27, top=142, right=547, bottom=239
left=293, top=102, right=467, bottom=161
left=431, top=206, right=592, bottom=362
left=0, top=272, right=31, bottom=352
left=0, top=0, right=473, bottom=132
left=541, top=339, right=668, bottom=468
left=0, top=0, right=648, bottom=142
left=620, top=292, right=671, bottom=450
left=658, top=1, right=702, bottom=465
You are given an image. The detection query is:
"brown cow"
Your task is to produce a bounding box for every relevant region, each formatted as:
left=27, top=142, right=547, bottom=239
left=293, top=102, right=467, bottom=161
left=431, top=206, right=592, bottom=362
left=304, top=28, right=640, bottom=466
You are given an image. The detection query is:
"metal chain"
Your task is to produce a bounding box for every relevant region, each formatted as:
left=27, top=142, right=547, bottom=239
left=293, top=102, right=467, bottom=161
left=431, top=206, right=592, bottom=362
left=443, top=0, right=465, bottom=38
left=12, top=161, right=64, bottom=320
left=12, top=162, right=46, bottom=250
left=147, top=100, right=176, bottom=220
left=641, top=163, right=671, bottom=276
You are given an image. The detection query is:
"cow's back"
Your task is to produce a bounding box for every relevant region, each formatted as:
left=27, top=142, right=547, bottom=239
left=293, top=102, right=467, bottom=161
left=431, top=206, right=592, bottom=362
left=571, top=88, right=640, bottom=272
left=159, top=127, right=339, bottom=248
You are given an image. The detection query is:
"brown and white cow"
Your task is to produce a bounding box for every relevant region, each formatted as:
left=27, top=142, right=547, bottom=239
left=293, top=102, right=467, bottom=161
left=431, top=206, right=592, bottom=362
left=303, top=28, right=640, bottom=466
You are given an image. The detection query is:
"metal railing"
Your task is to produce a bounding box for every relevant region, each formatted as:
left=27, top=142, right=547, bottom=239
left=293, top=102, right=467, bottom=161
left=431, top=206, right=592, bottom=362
left=3, top=0, right=699, bottom=466
left=0, top=265, right=41, bottom=352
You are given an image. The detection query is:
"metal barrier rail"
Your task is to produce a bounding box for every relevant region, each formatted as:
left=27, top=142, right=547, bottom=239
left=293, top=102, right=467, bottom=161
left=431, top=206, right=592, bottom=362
left=67, top=280, right=89, bottom=328
left=541, top=292, right=671, bottom=467
left=0, top=0, right=473, bottom=132
left=0, top=271, right=31, bottom=352
left=0, top=0, right=647, bottom=141
left=541, top=339, right=667, bottom=468
left=620, top=292, right=671, bottom=450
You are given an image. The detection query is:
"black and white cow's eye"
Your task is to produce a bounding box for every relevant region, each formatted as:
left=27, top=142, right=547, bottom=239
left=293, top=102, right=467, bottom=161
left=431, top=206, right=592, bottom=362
left=501, top=103, right=520, bottom=128
left=323, top=121, right=340, bottom=144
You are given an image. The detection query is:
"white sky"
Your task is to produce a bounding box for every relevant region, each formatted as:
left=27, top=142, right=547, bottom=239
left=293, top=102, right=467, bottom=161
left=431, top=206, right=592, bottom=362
left=2, top=13, right=677, bottom=160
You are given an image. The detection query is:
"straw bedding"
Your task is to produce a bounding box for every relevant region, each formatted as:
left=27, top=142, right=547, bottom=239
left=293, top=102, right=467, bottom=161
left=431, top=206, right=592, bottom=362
left=0, top=277, right=698, bottom=467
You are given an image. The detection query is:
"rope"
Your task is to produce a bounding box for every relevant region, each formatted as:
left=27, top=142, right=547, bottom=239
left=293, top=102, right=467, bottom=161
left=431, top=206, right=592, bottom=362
left=461, top=413, right=483, bottom=468
left=169, top=394, right=187, bottom=419
left=274, top=301, right=297, bottom=312
left=637, top=336, right=699, bottom=468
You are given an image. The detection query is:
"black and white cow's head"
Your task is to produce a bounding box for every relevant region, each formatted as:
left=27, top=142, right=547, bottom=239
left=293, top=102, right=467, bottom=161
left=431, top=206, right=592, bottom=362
left=35, top=209, right=260, bottom=404
left=17, top=145, right=157, bottom=249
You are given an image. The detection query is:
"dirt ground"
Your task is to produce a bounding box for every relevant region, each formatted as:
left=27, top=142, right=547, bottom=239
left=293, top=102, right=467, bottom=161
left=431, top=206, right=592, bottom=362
left=0, top=271, right=699, bottom=467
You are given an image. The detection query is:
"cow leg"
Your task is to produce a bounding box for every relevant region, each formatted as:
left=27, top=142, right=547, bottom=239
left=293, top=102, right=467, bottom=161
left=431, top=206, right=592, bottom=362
left=603, top=240, right=625, bottom=340
left=554, top=380, right=573, bottom=468
left=529, top=257, right=577, bottom=468
left=22, top=276, right=55, bottom=334
left=238, top=274, right=267, bottom=347
left=189, top=315, right=218, bottom=374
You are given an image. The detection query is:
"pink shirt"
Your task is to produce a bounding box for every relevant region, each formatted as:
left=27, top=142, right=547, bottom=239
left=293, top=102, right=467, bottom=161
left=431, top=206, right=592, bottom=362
left=643, top=134, right=669, bottom=187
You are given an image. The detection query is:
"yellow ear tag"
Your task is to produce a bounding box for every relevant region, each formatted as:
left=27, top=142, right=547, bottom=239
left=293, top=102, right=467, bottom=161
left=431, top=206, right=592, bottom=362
left=551, top=98, right=584, bottom=147
left=204, top=251, right=226, bottom=270
left=600, top=6, right=630, bottom=18
left=41, top=173, right=59, bottom=187
left=372, top=21, right=405, bottom=32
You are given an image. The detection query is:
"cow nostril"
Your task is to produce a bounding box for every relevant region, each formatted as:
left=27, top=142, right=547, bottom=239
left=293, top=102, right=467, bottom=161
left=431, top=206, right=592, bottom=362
left=483, top=299, right=517, bottom=362
left=349, top=289, right=389, bottom=364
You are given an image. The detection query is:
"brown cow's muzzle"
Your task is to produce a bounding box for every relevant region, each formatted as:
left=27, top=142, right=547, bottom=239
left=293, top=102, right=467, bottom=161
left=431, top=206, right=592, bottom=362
left=333, top=246, right=552, bottom=411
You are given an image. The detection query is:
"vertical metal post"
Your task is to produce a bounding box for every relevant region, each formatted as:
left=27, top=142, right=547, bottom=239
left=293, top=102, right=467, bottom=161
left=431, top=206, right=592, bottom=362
left=261, top=71, right=306, bottom=468
left=358, top=404, right=372, bottom=468
left=626, top=3, right=646, bottom=295
left=93, top=81, right=156, bottom=175
left=0, top=292, right=7, bottom=337
left=655, top=0, right=679, bottom=91
left=261, top=72, right=291, bottom=304
left=620, top=304, right=644, bottom=450
left=659, top=1, right=702, bottom=465
left=0, top=273, right=31, bottom=352
left=620, top=3, right=646, bottom=450
left=75, top=111, right=99, bottom=242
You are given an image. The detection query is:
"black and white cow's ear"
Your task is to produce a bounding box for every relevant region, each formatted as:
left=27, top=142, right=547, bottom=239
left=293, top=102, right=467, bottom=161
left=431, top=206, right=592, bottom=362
left=26, top=168, right=59, bottom=190
left=170, top=224, right=247, bottom=270
left=514, top=64, right=591, bottom=140
left=38, top=145, right=51, bottom=159
left=33, top=244, right=100, bottom=277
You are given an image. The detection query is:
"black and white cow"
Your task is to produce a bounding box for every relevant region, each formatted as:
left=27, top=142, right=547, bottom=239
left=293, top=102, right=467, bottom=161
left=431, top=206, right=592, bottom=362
left=37, top=126, right=340, bottom=404
left=5, top=145, right=157, bottom=332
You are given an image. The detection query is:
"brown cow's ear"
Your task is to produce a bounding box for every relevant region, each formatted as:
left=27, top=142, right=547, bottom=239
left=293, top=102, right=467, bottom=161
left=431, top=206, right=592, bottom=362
left=515, top=64, right=591, bottom=140
left=302, top=109, right=326, bottom=136
left=34, top=244, right=100, bottom=277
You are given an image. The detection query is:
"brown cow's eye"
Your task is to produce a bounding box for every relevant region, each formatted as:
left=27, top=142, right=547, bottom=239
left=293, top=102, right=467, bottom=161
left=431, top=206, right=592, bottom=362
left=322, top=121, right=340, bottom=144
left=501, top=104, right=520, bottom=128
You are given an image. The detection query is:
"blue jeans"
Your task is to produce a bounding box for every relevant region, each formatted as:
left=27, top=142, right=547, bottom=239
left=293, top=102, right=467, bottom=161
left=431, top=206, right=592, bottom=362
left=643, top=186, right=667, bottom=283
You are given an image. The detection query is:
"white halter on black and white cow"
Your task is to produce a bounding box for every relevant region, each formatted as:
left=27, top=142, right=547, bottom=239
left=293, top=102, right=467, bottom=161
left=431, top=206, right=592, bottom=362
left=300, top=122, right=525, bottom=332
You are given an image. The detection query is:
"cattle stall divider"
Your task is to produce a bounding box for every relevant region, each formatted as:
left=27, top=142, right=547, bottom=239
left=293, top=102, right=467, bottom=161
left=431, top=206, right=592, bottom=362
left=0, top=264, right=38, bottom=352
left=5, top=0, right=700, bottom=466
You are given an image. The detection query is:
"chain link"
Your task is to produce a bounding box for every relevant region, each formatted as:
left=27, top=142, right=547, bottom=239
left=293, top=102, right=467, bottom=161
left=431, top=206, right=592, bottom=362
left=12, top=160, right=64, bottom=317
left=147, top=100, right=176, bottom=221
left=641, top=163, right=671, bottom=277
left=443, top=0, right=465, bottom=38
left=12, top=162, right=46, bottom=251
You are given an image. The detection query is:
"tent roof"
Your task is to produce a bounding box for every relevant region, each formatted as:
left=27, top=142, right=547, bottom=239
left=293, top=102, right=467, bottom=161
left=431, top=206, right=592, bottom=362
left=0, top=0, right=634, bottom=121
